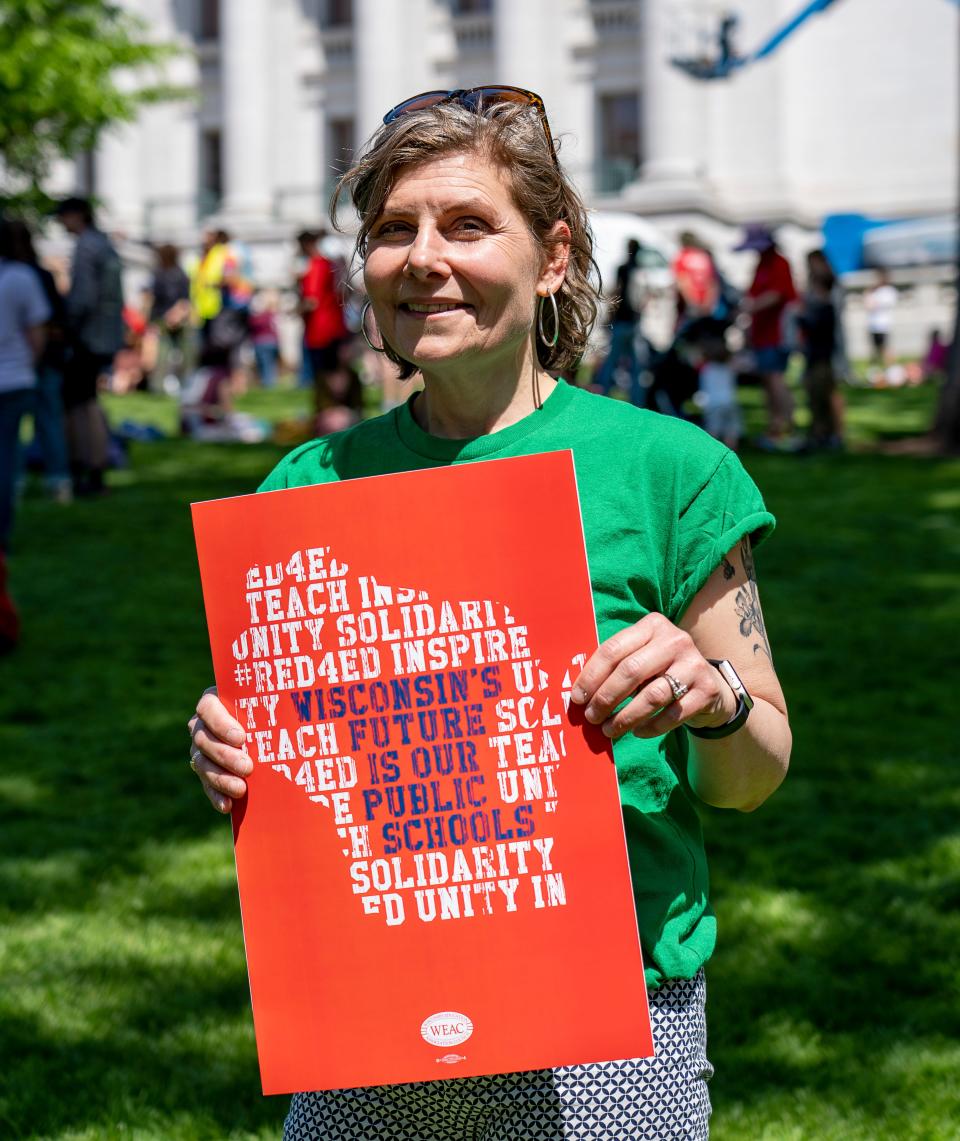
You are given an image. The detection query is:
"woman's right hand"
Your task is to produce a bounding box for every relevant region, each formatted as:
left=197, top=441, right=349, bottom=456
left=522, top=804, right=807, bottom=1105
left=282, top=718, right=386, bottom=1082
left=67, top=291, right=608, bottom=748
left=188, top=687, right=254, bottom=814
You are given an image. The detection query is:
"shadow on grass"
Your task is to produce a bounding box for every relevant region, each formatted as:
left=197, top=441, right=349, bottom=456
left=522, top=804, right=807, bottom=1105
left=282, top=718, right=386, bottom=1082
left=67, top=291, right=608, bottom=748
left=1, top=437, right=295, bottom=1138
left=2, top=391, right=959, bottom=1138
left=703, top=443, right=960, bottom=1137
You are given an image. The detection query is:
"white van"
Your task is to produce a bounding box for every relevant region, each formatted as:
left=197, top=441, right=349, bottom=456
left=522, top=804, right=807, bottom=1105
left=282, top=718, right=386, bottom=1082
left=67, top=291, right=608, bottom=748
left=587, top=210, right=677, bottom=350
left=588, top=211, right=676, bottom=294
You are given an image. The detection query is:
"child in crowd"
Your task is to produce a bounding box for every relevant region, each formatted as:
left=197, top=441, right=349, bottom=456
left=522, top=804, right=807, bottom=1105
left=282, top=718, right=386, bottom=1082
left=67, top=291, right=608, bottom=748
left=923, top=329, right=950, bottom=382
left=695, top=336, right=741, bottom=450
left=797, top=250, right=843, bottom=449
left=179, top=342, right=269, bottom=444
left=314, top=340, right=365, bottom=436
left=248, top=290, right=281, bottom=388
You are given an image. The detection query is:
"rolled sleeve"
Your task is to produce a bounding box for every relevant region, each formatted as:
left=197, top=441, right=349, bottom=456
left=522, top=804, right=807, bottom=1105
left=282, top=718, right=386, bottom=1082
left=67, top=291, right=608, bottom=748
left=669, top=451, right=775, bottom=621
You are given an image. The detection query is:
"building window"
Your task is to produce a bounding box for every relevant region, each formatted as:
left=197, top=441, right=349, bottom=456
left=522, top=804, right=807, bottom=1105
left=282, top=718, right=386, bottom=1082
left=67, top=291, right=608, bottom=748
left=597, top=91, right=642, bottom=193
left=452, top=0, right=493, bottom=54
left=199, top=0, right=220, bottom=41
left=327, top=118, right=355, bottom=177
left=324, top=0, right=353, bottom=26
left=200, top=128, right=223, bottom=215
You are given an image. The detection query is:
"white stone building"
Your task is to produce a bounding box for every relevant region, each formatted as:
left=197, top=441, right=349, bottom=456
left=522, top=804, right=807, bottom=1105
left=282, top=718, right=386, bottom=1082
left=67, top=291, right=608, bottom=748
left=45, top=0, right=959, bottom=351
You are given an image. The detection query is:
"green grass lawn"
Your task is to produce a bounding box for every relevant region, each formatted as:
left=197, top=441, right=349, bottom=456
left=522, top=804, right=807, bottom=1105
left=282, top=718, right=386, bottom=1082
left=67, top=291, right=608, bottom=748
left=1, top=379, right=958, bottom=1139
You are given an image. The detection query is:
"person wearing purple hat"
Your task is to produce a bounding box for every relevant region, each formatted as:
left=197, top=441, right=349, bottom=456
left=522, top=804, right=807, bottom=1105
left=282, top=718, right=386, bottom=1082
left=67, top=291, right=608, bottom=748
left=735, top=225, right=797, bottom=443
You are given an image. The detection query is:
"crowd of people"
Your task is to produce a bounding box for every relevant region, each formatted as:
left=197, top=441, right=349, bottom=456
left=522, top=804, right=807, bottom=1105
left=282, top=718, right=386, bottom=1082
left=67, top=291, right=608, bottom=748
left=0, top=199, right=371, bottom=650
left=143, top=224, right=364, bottom=440
left=591, top=224, right=953, bottom=453
left=2, top=190, right=953, bottom=651
left=0, top=198, right=130, bottom=650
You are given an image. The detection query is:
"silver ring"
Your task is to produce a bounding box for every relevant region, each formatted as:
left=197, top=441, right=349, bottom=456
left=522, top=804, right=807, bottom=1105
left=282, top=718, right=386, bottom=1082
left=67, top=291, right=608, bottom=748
left=663, top=673, right=689, bottom=703
left=189, top=749, right=202, bottom=771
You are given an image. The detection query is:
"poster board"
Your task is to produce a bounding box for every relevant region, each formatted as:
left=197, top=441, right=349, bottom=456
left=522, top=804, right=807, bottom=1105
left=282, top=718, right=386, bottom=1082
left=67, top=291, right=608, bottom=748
left=192, top=450, right=652, bottom=1095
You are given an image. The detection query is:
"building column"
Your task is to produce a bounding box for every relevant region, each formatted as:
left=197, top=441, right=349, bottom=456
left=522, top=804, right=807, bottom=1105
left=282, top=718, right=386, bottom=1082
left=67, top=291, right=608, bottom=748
left=632, top=0, right=707, bottom=209
left=272, top=0, right=323, bottom=225
left=140, top=5, right=200, bottom=239
left=97, top=122, right=143, bottom=236
left=493, top=3, right=599, bottom=194
left=493, top=0, right=564, bottom=108
left=355, top=0, right=436, bottom=149
left=495, top=0, right=576, bottom=167
left=220, top=0, right=272, bottom=221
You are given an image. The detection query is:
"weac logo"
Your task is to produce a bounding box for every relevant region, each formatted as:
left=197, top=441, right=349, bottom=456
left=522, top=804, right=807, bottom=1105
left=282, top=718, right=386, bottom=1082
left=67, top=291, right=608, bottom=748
left=420, top=1011, right=474, bottom=1047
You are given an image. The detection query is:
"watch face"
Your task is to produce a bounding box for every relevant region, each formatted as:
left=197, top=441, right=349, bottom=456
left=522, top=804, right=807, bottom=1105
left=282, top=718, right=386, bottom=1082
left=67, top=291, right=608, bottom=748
left=689, top=659, right=754, bottom=739
left=716, top=659, right=754, bottom=711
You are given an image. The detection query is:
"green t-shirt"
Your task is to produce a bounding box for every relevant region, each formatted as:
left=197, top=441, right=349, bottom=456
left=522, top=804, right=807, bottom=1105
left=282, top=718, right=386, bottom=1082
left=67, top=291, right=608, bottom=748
left=259, top=380, right=775, bottom=987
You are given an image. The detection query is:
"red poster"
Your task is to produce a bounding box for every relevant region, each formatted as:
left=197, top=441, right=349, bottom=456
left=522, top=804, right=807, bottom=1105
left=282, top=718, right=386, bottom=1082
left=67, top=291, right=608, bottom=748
left=192, top=451, right=652, bottom=1095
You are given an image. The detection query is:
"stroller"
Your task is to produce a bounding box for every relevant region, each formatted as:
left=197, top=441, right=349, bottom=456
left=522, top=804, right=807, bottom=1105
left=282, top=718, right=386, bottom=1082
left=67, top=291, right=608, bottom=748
left=648, top=315, right=735, bottom=418
left=648, top=267, right=743, bottom=417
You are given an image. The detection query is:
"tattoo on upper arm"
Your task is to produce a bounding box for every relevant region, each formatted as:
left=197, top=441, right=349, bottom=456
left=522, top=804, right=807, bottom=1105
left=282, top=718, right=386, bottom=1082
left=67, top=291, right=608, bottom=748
left=733, top=538, right=773, bottom=661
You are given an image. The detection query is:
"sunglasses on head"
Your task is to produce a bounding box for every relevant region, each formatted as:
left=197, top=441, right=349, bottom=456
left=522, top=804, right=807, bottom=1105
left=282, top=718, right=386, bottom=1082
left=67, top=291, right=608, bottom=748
left=382, top=85, right=556, bottom=160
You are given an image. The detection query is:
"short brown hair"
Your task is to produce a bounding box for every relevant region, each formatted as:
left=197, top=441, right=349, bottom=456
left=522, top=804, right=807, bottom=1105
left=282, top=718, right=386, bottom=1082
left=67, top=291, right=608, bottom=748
left=331, top=101, right=600, bottom=379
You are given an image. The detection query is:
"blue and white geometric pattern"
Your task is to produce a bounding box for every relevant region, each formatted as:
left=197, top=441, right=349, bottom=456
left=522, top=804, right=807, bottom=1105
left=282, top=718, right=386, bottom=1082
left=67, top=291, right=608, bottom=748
left=283, top=972, right=712, bottom=1140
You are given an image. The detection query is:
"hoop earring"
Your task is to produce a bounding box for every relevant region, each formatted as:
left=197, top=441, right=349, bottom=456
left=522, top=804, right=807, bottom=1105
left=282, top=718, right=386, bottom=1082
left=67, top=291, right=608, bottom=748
left=537, top=291, right=560, bottom=349
left=360, top=300, right=386, bottom=354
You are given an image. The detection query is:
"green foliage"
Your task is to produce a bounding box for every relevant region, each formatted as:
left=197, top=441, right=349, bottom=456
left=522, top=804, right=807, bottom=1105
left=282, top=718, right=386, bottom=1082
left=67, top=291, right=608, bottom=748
left=0, top=0, right=184, bottom=212
left=1, top=382, right=958, bottom=1138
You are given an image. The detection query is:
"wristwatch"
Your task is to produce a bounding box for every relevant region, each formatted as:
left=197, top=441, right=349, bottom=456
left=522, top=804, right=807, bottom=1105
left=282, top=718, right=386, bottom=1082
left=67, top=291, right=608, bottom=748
left=687, top=659, right=754, bottom=739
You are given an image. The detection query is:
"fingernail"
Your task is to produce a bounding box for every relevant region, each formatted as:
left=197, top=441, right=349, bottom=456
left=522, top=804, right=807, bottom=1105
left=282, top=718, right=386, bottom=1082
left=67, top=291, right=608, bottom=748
left=584, top=705, right=602, bottom=724
left=570, top=686, right=586, bottom=704
left=239, top=754, right=254, bottom=774
left=228, top=726, right=246, bottom=745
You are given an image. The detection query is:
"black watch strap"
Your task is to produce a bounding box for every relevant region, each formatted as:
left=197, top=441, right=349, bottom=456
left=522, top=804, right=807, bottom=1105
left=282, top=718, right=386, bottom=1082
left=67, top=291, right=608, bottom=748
left=687, top=659, right=754, bottom=740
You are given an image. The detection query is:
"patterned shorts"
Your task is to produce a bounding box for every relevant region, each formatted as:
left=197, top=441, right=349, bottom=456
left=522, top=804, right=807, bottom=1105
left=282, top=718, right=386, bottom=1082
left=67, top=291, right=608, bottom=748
left=283, top=971, right=712, bottom=1140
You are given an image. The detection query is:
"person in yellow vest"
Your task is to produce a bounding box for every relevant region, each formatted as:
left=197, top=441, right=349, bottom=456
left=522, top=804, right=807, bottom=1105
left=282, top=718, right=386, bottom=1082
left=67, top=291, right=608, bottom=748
left=190, top=228, right=230, bottom=335
left=188, top=229, right=250, bottom=384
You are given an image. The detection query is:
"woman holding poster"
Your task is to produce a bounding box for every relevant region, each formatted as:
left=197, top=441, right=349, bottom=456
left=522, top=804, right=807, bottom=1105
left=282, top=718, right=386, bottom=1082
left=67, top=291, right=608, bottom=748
left=188, top=88, right=791, bottom=1140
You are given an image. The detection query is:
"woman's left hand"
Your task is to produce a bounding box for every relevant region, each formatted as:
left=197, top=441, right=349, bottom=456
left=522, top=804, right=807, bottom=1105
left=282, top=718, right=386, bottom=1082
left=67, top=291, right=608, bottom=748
left=570, top=612, right=736, bottom=740
left=569, top=543, right=790, bottom=811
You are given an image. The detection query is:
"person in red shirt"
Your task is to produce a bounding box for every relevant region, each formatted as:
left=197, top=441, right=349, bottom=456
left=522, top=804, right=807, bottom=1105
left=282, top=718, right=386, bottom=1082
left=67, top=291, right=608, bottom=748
left=672, top=231, right=719, bottom=327
left=735, top=224, right=797, bottom=441
left=296, top=230, right=349, bottom=424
